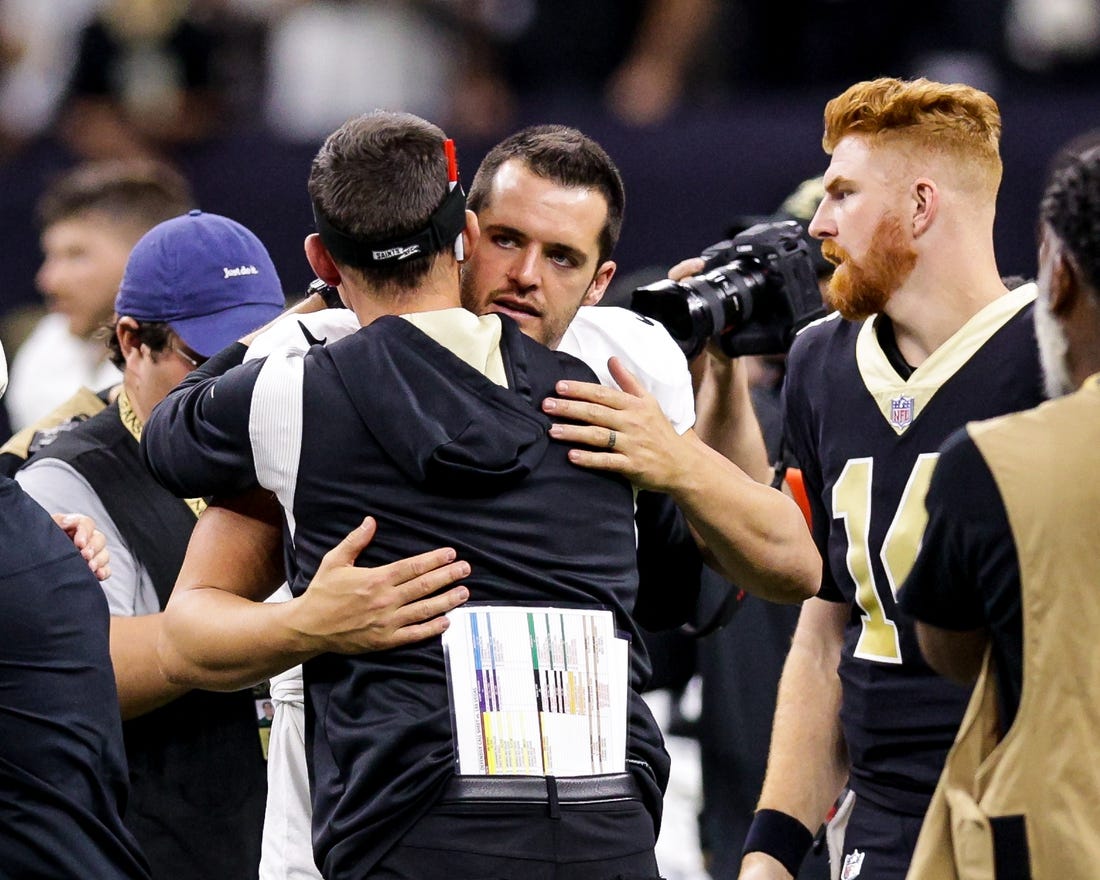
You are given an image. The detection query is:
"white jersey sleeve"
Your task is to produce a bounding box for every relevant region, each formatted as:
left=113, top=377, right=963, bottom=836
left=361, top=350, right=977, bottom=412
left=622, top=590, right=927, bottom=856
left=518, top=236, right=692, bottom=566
left=246, top=319, right=331, bottom=880
left=557, top=306, right=695, bottom=434
left=244, top=309, right=361, bottom=363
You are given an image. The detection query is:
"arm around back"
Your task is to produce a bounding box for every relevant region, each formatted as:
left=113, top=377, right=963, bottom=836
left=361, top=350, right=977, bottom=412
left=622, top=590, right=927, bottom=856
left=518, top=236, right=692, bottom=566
left=544, top=358, right=819, bottom=603
left=17, top=459, right=184, bottom=719
left=158, top=492, right=473, bottom=691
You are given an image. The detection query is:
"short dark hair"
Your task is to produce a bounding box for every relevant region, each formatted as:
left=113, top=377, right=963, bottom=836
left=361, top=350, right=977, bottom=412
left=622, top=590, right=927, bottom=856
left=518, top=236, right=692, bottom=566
left=307, top=111, right=451, bottom=292
left=36, top=159, right=194, bottom=233
left=105, top=319, right=173, bottom=370
left=467, top=125, right=625, bottom=264
left=1041, top=146, right=1100, bottom=294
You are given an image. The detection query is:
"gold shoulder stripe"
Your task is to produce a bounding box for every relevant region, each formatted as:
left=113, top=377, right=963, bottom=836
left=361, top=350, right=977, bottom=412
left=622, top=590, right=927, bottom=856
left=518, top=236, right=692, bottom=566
left=0, top=386, right=108, bottom=460
left=117, top=390, right=205, bottom=519
left=856, top=283, right=1036, bottom=435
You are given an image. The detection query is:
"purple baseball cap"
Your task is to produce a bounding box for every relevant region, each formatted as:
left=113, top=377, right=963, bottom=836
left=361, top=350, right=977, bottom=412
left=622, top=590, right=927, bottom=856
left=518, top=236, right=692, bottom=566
left=115, top=210, right=286, bottom=356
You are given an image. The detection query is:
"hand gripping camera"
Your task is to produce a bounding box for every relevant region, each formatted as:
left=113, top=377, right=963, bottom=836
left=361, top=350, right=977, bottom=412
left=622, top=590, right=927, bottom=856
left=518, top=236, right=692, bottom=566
left=630, top=220, right=827, bottom=359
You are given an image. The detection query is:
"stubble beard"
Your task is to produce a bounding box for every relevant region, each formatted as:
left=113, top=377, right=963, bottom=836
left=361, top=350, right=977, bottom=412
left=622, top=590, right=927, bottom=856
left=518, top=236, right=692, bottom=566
left=458, top=262, right=483, bottom=315
left=458, top=267, right=559, bottom=348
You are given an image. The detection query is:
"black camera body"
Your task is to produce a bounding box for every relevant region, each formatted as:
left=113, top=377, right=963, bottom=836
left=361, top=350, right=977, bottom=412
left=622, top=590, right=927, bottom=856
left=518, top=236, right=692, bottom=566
left=630, top=220, right=826, bottom=359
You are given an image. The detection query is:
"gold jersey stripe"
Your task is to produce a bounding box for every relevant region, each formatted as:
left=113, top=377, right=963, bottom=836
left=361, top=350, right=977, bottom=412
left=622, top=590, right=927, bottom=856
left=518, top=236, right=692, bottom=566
left=0, top=386, right=109, bottom=459
left=855, top=283, right=1037, bottom=435
left=118, top=389, right=206, bottom=518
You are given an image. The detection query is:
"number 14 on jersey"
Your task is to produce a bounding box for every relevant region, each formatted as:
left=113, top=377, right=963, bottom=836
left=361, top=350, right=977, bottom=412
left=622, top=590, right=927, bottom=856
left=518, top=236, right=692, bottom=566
left=833, top=454, right=939, bottom=664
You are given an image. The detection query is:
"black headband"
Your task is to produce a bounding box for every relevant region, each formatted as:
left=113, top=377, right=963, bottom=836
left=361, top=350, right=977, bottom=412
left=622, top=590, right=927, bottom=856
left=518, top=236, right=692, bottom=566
left=312, top=183, right=467, bottom=268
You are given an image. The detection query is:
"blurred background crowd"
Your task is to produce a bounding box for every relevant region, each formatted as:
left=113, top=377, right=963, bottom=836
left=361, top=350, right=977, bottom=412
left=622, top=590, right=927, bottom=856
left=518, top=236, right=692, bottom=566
left=1, top=0, right=1098, bottom=330
left=0, top=3, right=1098, bottom=877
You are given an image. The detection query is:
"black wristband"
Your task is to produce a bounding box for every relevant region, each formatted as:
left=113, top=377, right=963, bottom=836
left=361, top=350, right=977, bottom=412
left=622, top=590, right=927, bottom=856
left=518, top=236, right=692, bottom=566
left=307, top=278, right=346, bottom=309
left=742, top=809, right=814, bottom=876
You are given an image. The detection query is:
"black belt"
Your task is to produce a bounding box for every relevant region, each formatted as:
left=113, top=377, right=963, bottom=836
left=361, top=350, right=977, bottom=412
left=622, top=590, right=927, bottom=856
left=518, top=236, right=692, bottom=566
left=440, top=772, right=640, bottom=805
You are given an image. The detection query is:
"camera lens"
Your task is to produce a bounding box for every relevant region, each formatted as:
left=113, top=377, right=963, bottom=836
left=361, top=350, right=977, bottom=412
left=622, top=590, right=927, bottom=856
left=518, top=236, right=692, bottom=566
left=631, top=260, right=765, bottom=359
left=630, top=221, right=824, bottom=359
left=693, top=261, right=765, bottom=331
left=631, top=278, right=712, bottom=359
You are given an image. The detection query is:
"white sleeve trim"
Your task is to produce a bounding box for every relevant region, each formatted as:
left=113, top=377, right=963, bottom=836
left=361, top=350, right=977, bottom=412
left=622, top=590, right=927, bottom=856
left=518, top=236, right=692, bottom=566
left=249, top=351, right=305, bottom=541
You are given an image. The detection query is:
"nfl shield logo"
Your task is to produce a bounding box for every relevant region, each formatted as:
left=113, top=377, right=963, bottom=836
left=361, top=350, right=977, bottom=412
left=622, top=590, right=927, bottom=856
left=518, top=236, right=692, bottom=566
left=890, top=395, right=915, bottom=430
left=841, top=849, right=866, bottom=879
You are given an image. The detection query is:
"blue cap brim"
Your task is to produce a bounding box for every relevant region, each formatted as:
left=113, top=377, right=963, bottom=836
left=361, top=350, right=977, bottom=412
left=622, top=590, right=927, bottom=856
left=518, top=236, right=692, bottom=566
left=170, top=302, right=285, bottom=357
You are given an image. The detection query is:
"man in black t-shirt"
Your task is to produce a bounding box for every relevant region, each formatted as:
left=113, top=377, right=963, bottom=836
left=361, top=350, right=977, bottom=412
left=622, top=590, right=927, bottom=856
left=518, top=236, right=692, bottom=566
left=0, top=339, right=149, bottom=880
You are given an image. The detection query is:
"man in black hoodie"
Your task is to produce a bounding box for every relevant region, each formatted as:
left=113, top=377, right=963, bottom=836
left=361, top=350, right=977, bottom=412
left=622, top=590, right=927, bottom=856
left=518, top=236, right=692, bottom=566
left=142, top=111, right=668, bottom=880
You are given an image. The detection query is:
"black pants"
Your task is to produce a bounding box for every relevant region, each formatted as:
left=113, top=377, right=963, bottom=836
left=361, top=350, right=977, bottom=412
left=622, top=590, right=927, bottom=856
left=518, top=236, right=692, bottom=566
left=370, top=796, right=661, bottom=880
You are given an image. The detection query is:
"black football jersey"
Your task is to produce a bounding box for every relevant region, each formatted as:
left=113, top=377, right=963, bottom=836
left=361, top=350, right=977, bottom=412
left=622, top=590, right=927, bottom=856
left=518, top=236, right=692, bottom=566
left=780, top=284, right=1043, bottom=814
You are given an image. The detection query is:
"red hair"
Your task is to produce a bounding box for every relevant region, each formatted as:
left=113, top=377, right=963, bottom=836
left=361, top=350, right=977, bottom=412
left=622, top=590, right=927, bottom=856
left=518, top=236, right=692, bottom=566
left=823, top=78, right=1002, bottom=195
